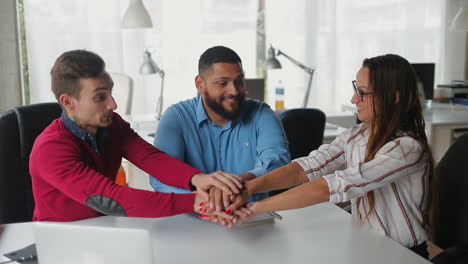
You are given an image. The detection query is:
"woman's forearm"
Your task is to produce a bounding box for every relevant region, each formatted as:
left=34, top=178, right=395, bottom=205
left=246, top=162, right=309, bottom=195
left=252, top=177, right=330, bottom=215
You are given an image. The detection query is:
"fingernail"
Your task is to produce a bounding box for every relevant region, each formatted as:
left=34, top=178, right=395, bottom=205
left=199, top=202, right=204, bottom=206
left=198, top=208, right=203, bottom=212
left=224, top=202, right=229, bottom=208
left=225, top=209, right=232, bottom=215
left=198, top=215, right=205, bottom=219
left=203, top=208, right=208, bottom=213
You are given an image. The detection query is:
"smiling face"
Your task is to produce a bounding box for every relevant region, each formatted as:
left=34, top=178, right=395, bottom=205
left=351, top=66, right=374, bottom=122
left=60, top=73, right=117, bottom=135
left=196, top=62, right=245, bottom=126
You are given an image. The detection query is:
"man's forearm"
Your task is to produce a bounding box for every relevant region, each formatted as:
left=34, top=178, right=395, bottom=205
left=239, top=172, right=256, bottom=181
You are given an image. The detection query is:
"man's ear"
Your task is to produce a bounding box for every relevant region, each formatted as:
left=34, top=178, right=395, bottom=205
left=59, top=94, right=75, bottom=112
left=195, top=75, right=205, bottom=95
left=395, top=91, right=400, bottom=104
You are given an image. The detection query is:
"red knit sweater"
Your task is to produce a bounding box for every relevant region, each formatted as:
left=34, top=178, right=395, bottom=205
left=30, top=113, right=200, bottom=221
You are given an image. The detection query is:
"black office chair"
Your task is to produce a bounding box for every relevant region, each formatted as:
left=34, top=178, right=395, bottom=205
left=279, top=108, right=326, bottom=160
left=431, top=132, right=468, bottom=263
left=0, top=102, right=62, bottom=224
left=269, top=108, right=326, bottom=196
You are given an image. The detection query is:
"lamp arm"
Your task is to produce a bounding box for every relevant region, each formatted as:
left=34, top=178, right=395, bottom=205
left=156, top=70, right=165, bottom=120
left=276, top=49, right=315, bottom=75
left=275, top=49, right=315, bottom=107
left=303, top=73, right=314, bottom=108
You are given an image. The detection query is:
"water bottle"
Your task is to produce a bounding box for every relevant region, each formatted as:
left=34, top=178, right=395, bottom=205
left=275, top=80, right=285, bottom=110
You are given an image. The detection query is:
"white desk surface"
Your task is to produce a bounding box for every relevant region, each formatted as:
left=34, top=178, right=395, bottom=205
left=343, top=101, right=468, bottom=126
left=422, top=101, right=468, bottom=125
left=342, top=101, right=468, bottom=162
left=0, top=204, right=429, bottom=264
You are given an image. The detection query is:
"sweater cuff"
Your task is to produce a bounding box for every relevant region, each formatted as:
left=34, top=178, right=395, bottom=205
left=184, top=168, right=203, bottom=190
left=172, top=193, right=196, bottom=214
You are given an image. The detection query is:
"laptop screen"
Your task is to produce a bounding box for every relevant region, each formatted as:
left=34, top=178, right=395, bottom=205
left=34, top=222, right=153, bottom=264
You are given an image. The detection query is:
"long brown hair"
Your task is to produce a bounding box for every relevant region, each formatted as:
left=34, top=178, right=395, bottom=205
left=356, top=54, right=435, bottom=229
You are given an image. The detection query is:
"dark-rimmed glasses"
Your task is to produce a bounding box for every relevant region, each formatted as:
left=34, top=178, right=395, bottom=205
left=352, top=80, right=373, bottom=101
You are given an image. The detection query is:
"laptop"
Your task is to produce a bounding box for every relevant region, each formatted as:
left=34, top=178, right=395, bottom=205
left=34, top=222, right=153, bottom=264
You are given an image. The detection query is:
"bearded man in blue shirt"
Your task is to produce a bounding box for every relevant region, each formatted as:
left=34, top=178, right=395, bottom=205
left=150, top=46, right=290, bottom=223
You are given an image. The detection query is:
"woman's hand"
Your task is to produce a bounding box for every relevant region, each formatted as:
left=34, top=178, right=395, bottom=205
left=233, top=203, right=256, bottom=222
left=194, top=191, right=234, bottom=221
left=224, top=187, right=250, bottom=214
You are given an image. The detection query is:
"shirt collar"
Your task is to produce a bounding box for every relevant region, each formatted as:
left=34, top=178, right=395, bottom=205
left=195, top=96, right=209, bottom=126
left=61, top=112, right=108, bottom=156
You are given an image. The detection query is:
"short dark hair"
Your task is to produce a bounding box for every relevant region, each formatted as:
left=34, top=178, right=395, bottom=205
left=198, top=46, right=242, bottom=75
left=50, top=50, right=106, bottom=102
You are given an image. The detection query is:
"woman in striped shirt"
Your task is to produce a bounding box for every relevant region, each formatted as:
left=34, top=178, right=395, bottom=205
left=228, top=54, right=435, bottom=259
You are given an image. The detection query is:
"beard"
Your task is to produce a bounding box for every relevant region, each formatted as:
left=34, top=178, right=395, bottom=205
left=203, top=91, right=245, bottom=120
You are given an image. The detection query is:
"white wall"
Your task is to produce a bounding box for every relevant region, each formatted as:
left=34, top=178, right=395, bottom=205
left=0, top=0, right=22, bottom=112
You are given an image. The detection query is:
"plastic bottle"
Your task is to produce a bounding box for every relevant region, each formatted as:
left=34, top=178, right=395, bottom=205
left=275, top=80, right=285, bottom=110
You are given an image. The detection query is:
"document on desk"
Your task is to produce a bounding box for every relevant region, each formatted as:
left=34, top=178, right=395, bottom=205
left=236, top=212, right=281, bottom=227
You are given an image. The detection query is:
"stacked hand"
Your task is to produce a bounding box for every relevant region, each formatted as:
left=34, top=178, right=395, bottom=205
left=195, top=183, right=256, bottom=228
left=190, top=171, right=244, bottom=200
left=190, top=171, right=244, bottom=226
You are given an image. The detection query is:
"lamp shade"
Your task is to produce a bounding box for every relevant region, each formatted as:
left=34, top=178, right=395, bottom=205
left=264, top=46, right=282, bottom=69
left=139, top=51, right=160, bottom=75
left=451, top=7, right=468, bottom=31
left=122, top=0, right=153, bottom=28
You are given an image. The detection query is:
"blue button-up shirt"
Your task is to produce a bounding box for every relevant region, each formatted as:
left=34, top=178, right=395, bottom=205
left=149, top=96, right=290, bottom=202
left=61, top=112, right=107, bottom=156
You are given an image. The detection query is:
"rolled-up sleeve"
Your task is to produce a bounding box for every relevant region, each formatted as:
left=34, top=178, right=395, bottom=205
left=293, top=131, right=347, bottom=181
left=248, top=105, right=290, bottom=177
left=324, top=137, right=425, bottom=203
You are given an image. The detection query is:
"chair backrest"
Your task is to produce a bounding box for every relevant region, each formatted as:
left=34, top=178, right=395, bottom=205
left=109, top=72, right=133, bottom=116
left=245, top=78, right=265, bottom=102
left=279, top=108, right=326, bottom=160
left=0, top=102, right=62, bottom=224
left=433, top=132, right=468, bottom=250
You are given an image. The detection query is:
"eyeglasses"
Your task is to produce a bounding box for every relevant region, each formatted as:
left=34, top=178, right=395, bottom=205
left=352, top=80, right=373, bottom=101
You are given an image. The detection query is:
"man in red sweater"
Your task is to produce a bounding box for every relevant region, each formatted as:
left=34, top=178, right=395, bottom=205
left=30, top=50, right=242, bottom=222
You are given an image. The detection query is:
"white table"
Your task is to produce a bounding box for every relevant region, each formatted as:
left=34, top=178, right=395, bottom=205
left=343, top=101, right=468, bottom=163
left=0, top=203, right=429, bottom=264
left=423, top=101, right=468, bottom=162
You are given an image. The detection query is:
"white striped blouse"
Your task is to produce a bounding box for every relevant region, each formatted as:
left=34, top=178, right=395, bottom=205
left=294, top=123, right=429, bottom=248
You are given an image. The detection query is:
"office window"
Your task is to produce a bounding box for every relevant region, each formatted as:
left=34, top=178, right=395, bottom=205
left=22, top=0, right=445, bottom=114
left=264, top=0, right=445, bottom=110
